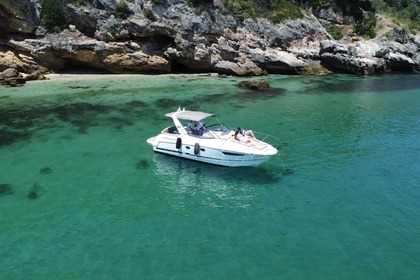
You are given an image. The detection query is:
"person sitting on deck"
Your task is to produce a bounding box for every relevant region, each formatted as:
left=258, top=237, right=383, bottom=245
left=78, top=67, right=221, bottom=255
left=234, top=127, right=251, bottom=143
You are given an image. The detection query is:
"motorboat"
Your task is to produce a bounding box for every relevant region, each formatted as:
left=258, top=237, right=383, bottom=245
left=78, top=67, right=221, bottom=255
left=146, top=108, right=278, bottom=167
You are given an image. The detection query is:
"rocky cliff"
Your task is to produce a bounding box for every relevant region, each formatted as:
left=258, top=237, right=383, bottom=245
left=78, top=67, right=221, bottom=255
left=0, top=0, right=419, bottom=84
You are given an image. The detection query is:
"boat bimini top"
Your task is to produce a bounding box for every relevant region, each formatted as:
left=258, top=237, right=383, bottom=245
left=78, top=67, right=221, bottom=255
left=165, top=108, right=216, bottom=135
left=165, top=110, right=215, bottom=122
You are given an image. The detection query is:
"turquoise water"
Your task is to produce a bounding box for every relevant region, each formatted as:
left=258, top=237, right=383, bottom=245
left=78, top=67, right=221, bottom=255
left=0, top=74, right=419, bottom=279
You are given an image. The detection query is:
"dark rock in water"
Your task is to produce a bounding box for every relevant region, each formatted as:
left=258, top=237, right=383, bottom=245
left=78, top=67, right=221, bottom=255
left=282, top=168, right=295, bottom=176
left=106, top=116, right=134, bottom=130
left=40, top=167, right=52, bottom=174
left=235, top=87, right=285, bottom=101
left=0, top=128, right=32, bottom=147
left=28, top=182, right=41, bottom=200
left=136, top=159, right=150, bottom=169
left=68, top=85, right=91, bottom=89
left=237, top=80, right=270, bottom=90
left=27, top=190, right=39, bottom=200
left=0, top=68, right=26, bottom=87
left=0, top=183, right=14, bottom=196
left=124, top=100, right=148, bottom=109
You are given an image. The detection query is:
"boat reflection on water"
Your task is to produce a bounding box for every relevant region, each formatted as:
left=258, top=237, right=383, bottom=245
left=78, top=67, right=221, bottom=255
left=151, top=153, right=281, bottom=209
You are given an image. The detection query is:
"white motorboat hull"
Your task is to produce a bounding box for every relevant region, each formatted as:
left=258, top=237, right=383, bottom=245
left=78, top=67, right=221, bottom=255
left=147, top=108, right=278, bottom=167
left=147, top=133, right=277, bottom=167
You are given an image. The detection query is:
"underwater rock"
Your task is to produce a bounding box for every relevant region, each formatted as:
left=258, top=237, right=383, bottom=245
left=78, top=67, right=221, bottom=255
left=0, top=128, right=32, bottom=146
left=155, top=98, right=180, bottom=109
left=28, top=182, right=41, bottom=200
left=282, top=168, right=295, bottom=176
left=40, top=167, right=52, bottom=174
left=0, top=183, right=14, bottom=196
left=27, top=190, right=39, bottom=200
left=68, top=85, right=91, bottom=89
left=237, top=80, right=270, bottom=91
left=124, top=100, right=148, bottom=109
left=136, top=159, right=150, bottom=169
left=106, top=116, right=134, bottom=130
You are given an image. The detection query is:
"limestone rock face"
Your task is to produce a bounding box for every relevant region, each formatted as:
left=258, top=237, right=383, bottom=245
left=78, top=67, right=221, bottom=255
left=0, top=68, right=26, bottom=86
left=320, top=40, right=385, bottom=74
left=0, top=0, right=40, bottom=36
left=320, top=29, right=420, bottom=74
left=0, top=45, right=48, bottom=77
left=102, top=51, right=171, bottom=73
left=214, top=59, right=266, bottom=76
left=248, top=48, right=306, bottom=74
left=8, top=29, right=171, bottom=74
left=0, top=0, right=419, bottom=79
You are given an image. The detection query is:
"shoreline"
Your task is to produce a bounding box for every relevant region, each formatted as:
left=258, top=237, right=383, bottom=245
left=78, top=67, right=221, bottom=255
left=42, top=71, right=420, bottom=81
left=43, top=72, right=220, bottom=81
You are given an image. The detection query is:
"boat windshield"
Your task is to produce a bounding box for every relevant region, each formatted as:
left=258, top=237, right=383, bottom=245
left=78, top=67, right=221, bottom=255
left=180, top=120, right=232, bottom=139
left=206, top=123, right=232, bottom=134
left=202, top=123, right=232, bottom=139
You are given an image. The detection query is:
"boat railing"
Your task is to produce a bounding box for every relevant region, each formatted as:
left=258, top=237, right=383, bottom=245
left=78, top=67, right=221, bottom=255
left=252, top=131, right=281, bottom=148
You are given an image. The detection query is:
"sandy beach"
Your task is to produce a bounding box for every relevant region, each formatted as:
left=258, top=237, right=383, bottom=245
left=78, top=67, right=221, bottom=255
left=44, top=73, right=218, bottom=81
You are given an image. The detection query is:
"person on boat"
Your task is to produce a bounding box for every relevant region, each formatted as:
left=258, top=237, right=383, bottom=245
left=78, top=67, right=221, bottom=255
left=235, top=127, right=251, bottom=143
left=188, top=121, right=206, bottom=136
left=187, top=121, right=194, bottom=132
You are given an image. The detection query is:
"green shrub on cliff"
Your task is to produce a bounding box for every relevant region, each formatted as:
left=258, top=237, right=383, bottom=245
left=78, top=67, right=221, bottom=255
left=269, top=1, right=304, bottom=23
left=68, top=0, right=93, bottom=5
left=355, top=12, right=377, bottom=38
left=115, top=1, right=132, bottom=19
left=327, top=24, right=343, bottom=40
left=311, top=0, right=331, bottom=9
left=40, top=0, right=67, bottom=31
left=372, top=0, right=420, bottom=32
left=144, top=8, right=157, bottom=21
left=224, top=0, right=256, bottom=20
left=223, top=0, right=303, bottom=22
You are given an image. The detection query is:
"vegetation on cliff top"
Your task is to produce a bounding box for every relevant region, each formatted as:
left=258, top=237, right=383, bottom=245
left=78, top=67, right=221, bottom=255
left=372, top=0, right=420, bottom=32
left=40, top=0, right=67, bottom=31
left=220, top=0, right=418, bottom=35
left=41, top=0, right=133, bottom=30
left=222, top=0, right=303, bottom=23
left=115, top=1, right=133, bottom=19
left=40, top=0, right=419, bottom=35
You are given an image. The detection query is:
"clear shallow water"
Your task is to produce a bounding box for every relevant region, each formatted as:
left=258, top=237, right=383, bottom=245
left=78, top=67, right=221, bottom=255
left=0, top=74, right=419, bottom=279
